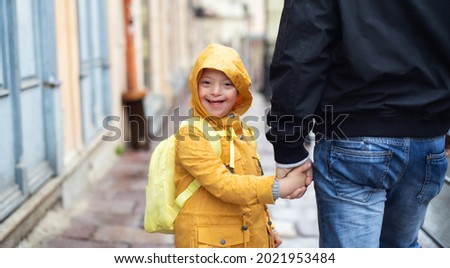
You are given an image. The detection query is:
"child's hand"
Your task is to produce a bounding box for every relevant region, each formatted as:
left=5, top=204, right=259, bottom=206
left=273, top=231, right=282, bottom=248
left=278, top=161, right=313, bottom=199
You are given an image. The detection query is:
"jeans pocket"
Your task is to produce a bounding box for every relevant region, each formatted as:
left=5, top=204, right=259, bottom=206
left=329, top=143, right=393, bottom=203
left=417, top=151, right=447, bottom=205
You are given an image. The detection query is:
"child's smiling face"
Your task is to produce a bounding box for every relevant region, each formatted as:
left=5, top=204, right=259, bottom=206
left=198, top=68, right=238, bottom=118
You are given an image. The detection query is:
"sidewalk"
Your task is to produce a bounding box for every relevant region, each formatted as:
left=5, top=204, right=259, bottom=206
left=19, top=91, right=319, bottom=248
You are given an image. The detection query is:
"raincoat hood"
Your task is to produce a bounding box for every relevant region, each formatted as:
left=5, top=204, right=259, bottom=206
left=189, top=43, right=252, bottom=130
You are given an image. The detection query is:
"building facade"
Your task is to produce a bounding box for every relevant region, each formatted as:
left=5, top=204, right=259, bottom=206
left=0, top=0, right=121, bottom=247
left=0, top=0, right=264, bottom=247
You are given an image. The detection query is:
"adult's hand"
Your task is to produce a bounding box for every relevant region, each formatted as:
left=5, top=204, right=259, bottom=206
left=278, top=160, right=313, bottom=199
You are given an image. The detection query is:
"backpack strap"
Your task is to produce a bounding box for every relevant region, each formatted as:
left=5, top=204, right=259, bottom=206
left=175, top=180, right=201, bottom=207
left=175, top=117, right=225, bottom=208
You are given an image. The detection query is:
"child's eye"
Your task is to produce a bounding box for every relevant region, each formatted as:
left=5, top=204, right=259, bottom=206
left=224, top=82, right=234, bottom=87
left=201, top=80, right=211, bottom=85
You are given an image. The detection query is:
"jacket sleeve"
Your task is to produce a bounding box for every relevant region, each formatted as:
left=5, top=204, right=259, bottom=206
left=266, top=0, right=339, bottom=165
left=176, top=126, right=276, bottom=206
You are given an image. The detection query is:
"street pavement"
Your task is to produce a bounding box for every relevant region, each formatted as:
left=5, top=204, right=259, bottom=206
left=18, top=90, right=319, bottom=248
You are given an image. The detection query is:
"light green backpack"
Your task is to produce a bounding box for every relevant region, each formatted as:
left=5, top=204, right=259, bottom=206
left=144, top=117, right=226, bottom=234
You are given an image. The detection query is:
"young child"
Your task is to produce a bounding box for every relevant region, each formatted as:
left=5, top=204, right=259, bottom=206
left=173, top=43, right=309, bottom=248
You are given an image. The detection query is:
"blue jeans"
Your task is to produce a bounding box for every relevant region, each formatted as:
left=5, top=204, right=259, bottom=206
left=313, top=136, right=447, bottom=248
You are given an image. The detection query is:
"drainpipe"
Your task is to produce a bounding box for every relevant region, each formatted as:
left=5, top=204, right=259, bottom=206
left=122, top=0, right=149, bottom=150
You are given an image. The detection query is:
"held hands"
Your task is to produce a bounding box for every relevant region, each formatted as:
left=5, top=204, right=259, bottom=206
left=277, top=160, right=313, bottom=199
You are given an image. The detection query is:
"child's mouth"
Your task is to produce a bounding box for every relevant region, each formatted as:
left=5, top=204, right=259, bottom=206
left=208, top=100, right=224, bottom=105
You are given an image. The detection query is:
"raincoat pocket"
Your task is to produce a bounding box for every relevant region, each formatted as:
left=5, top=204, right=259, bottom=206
left=198, top=225, right=249, bottom=248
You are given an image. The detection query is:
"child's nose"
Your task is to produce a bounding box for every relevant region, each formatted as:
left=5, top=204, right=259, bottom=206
left=211, top=85, right=222, bottom=95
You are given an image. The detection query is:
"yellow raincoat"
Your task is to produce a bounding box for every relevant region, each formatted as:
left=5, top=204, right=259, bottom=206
left=174, top=44, right=277, bottom=248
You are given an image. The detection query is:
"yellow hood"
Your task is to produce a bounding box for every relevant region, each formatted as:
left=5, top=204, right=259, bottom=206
left=189, top=43, right=252, bottom=130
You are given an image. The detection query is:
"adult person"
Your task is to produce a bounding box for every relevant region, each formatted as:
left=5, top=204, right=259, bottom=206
left=266, top=0, right=450, bottom=247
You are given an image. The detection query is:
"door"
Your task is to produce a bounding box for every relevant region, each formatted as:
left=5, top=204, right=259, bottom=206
left=0, top=0, right=60, bottom=221
left=0, top=0, right=25, bottom=221
left=16, top=0, right=54, bottom=193
left=78, top=0, right=110, bottom=144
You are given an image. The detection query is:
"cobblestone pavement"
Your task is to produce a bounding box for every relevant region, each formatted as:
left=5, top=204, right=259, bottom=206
left=19, top=91, right=319, bottom=248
